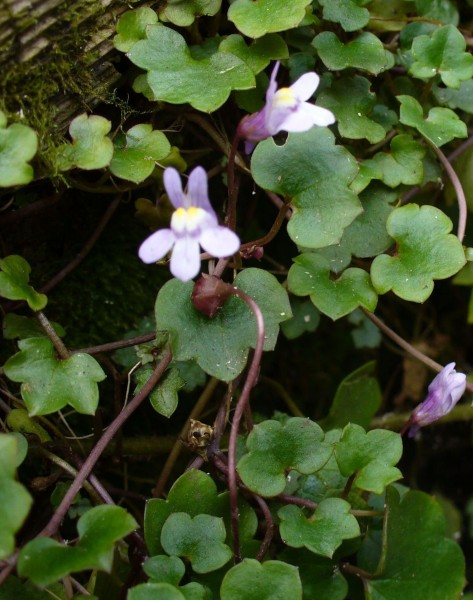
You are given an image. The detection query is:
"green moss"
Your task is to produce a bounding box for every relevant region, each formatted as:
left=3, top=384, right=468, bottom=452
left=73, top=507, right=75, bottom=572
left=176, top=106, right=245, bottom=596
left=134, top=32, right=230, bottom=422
left=0, top=0, right=121, bottom=177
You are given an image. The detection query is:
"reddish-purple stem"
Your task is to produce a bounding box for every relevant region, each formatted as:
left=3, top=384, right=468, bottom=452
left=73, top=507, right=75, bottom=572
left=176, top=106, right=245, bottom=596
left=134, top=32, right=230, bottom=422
left=227, top=289, right=265, bottom=562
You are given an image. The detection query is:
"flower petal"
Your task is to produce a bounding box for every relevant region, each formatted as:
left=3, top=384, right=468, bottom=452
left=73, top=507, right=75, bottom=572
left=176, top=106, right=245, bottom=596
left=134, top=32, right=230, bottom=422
left=199, top=226, right=241, bottom=258
left=163, top=167, right=185, bottom=209
left=266, top=61, right=280, bottom=103
left=279, top=102, right=336, bottom=132
left=187, top=166, right=213, bottom=212
left=170, top=236, right=201, bottom=281
left=138, top=229, right=175, bottom=264
left=290, top=72, right=320, bottom=101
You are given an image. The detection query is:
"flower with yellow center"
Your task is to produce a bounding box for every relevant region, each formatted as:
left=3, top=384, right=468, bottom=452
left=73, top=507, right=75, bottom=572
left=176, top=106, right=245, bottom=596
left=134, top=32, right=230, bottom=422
left=139, top=167, right=240, bottom=281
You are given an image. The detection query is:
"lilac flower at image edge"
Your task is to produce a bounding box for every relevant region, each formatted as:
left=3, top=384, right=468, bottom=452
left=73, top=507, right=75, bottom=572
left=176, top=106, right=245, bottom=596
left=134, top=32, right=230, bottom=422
left=407, top=362, right=467, bottom=437
left=138, top=167, right=240, bottom=282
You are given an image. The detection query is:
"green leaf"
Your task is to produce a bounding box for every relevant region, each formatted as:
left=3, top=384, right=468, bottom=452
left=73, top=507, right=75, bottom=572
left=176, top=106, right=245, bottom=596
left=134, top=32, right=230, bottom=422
left=159, top=0, right=221, bottom=26
left=136, top=366, right=184, bottom=418
left=18, top=505, right=137, bottom=586
left=415, top=0, right=459, bottom=25
left=278, top=499, right=360, bottom=558
left=110, top=124, right=171, bottom=183
left=221, top=559, right=302, bottom=600
left=410, top=25, right=473, bottom=88
left=321, top=362, right=382, bottom=430
left=0, top=434, right=33, bottom=560
left=0, top=256, right=47, bottom=311
left=143, top=555, right=185, bottom=585
left=228, top=0, right=310, bottom=38
left=433, top=79, right=473, bottom=113
left=56, top=114, right=114, bottom=171
left=317, top=75, right=388, bottom=143
left=113, top=8, right=158, bottom=52
left=0, top=111, right=38, bottom=187
left=349, top=309, right=383, bottom=349
left=281, top=298, right=320, bottom=340
left=251, top=128, right=361, bottom=249
left=161, top=513, right=232, bottom=573
left=145, top=470, right=257, bottom=557
left=288, top=253, right=378, bottom=320
left=352, top=135, right=425, bottom=193
left=366, top=487, right=465, bottom=599
left=398, top=94, right=467, bottom=146
left=313, top=31, right=394, bottom=74
left=335, top=424, right=402, bottom=494
left=318, top=0, right=371, bottom=32
left=237, top=417, right=332, bottom=497
left=6, top=408, right=51, bottom=443
left=3, top=313, right=65, bottom=340
left=218, top=34, right=288, bottom=74
left=370, top=204, right=466, bottom=302
left=3, top=338, right=106, bottom=416
left=155, top=269, right=291, bottom=381
left=125, top=583, right=186, bottom=600
left=128, top=25, right=254, bottom=112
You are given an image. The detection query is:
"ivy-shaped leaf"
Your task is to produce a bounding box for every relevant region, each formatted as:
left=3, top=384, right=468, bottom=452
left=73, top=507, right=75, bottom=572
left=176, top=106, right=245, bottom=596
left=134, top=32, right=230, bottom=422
left=128, top=25, right=254, bottom=112
left=410, top=24, right=473, bottom=88
left=0, top=434, right=33, bottom=560
left=352, top=134, right=425, bottom=193
left=433, top=79, right=473, bottom=113
left=145, top=470, right=257, bottom=557
left=370, top=204, right=466, bottom=302
left=317, top=0, right=371, bottom=32
left=237, top=418, right=332, bottom=497
left=317, top=75, right=388, bottom=143
left=110, top=124, right=171, bottom=183
left=365, top=487, right=465, bottom=599
left=143, top=555, right=185, bottom=585
left=280, top=298, right=320, bottom=340
left=313, top=31, right=394, bottom=75
left=251, top=128, right=361, bottom=249
left=159, top=0, right=221, bottom=27
left=415, top=0, right=459, bottom=25
left=398, top=94, right=467, bottom=147
left=155, top=269, right=291, bottom=381
left=288, top=253, right=378, bottom=320
left=136, top=365, right=184, bottom=418
left=0, top=111, right=38, bottom=187
left=3, top=314, right=65, bottom=340
left=17, top=505, right=137, bottom=587
left=161, top=513, right=232, bottom=573
left=3, top=338, right=106, bottom=416
left=221, top=559, right=302, bottom=600
left=0, top=256, right=47, bottom=311
left=228, top=0, right=310, bottom=38
left=218, top=34, right=288, bottom=74
left=335, top=424, right=402, bottom=493
left=278, top=499, right=360, bottom=558
left=56, top=114, right=114, bottom=171
left=113, top=8, right=158, bottom=52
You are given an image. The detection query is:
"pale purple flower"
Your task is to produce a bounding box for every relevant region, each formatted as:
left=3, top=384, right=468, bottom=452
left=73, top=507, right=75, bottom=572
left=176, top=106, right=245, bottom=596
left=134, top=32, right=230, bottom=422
left=237, top=62, right=336, bottom=152
left=139, top=167, right=240, bottom=282
left=406, top=362, right=467, bottom=437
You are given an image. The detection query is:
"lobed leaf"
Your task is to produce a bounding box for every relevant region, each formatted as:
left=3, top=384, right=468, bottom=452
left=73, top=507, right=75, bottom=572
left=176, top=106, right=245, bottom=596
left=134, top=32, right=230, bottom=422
left=0, top=111, right=38, bottom=187
left=0, top=256, right=47, bottom=311
left=370, top=204, right=466, bottom=302
left=218, top=34, right=288, bottom=74
left=228, top=0, right=311, bottom=38
left=3, top=338, right=106, bottom=416
left=159, top=0, right=221, bottom=27
left=278, top=498, right=360, bottom=558
left=318, top=0, right=371, bottom=32
left=335, top=424, right=402, bottom=494
left=113, top=8, right=158, bottom=52
left=288, top=253, right=378, bottom=320
left=237, top=417, right=332, bottom=497
left=251, top=128, right=361, bottom=249
left=128, top=25, right=254, bottom=112
left=18, top=506, right=137, bottom=586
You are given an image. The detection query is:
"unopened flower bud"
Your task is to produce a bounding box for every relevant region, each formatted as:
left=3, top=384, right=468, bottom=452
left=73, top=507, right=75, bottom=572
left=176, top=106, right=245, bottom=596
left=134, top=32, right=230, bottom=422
left=191, top=275, right=233, bottom=317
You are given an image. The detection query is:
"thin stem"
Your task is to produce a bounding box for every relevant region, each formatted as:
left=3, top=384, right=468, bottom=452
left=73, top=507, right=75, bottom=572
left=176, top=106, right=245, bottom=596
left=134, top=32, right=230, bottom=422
left=253, top=495, right=274, bottom=561
left=428, top=142, right=467, bottom=242
left=39, top=349, right=172, bottom=538
left=36, top=312, right=69, bottom=359
left=239, top=202, right=289, bottom=252
left=73, top=333, right=156, bottom=356
left=226, top=133, right=242, bottom=231
left=152, top=376, right=220, bottom=497
left=227, top=289, right=265, bottom=562
left=40, top=196, right=121, bottom=294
